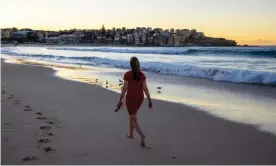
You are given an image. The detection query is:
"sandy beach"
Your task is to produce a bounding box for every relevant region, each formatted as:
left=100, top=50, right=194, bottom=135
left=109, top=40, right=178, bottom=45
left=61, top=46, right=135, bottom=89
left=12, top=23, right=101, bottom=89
left=2, top=60, right=276, bottom=164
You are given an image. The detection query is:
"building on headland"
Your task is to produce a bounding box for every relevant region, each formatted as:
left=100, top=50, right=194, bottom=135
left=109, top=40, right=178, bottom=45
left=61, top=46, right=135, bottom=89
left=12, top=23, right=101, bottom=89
left=141, top=33, right=147, bottom=44
left=46, top=36, right=60, bottom=44
left=1, top=26, right=237, bottom=46
left=36, top=31, right=44, bottom=42
left=173, top=35, right=184, bottom=46
left=197, top=32, right=205, bottom=38
left=147, top=27, right=152, bottom=31
left=190, top=29, right=198, bottom=37
left=170, top=28, right=175, bottom=34
left=127, top=34, right=133, bottom=44
left=179, top=29, right=190, bottom=38
left=175, top=29, right=181, bottom=35
left=171, top=29, right=190, bottom=46
left=59, top=33, right=82, bottom=44
left=113, top=33, right=120, bottom=44
left=153, top=34, right=167, bottom=46
left=59, top=34, right=71, bottom=43
left=147, top=35, right=154, bottom=45
left=13, top=30, right=32, bottom=38
left=167, top=36, right=174, bottom=46
left=72, top=31, right=84, bottom=39
left=133, top=32, right=140, bottom=45
left=120, top=35, right=127, bottom=45
left=1, top=29, right=12, bottom=39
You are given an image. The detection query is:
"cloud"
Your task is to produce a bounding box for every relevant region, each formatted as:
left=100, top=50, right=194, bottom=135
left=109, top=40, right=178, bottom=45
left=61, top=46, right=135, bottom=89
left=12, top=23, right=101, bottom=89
left=256, top=39, right=273, bottom=43
left=238, top=39, right=276, bottom=45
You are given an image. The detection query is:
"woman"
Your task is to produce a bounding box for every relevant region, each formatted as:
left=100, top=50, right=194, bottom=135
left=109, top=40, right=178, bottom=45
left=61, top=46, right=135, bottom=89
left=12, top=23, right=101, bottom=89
left=117, top=57, right=152, bottom=147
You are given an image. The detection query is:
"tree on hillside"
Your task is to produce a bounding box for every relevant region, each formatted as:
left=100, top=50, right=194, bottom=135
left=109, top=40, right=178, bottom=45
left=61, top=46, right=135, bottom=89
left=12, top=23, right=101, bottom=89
left=12, top=27, right=18, bottom=32
left=26, top=32, right=39, bottom=42
left=101, top=24, right=106, bottom=37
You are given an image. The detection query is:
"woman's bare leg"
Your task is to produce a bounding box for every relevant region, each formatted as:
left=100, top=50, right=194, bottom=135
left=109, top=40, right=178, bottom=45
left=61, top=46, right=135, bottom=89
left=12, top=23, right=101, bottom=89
left=130, top=115, right=146, bottom=145
left=129, top=117, right=134, bottom=138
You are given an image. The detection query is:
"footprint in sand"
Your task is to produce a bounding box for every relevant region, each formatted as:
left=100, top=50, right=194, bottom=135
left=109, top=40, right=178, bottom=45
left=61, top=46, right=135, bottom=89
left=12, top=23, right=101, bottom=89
left=44, top=146, right=56, bottom=152
left=35, top=112, right=43, bottom=115
left=46, top=120, right=54, bottom=124
left=25, top=105, right=31, bottom=108
left=40, top=126, right=51, bottom=130
left=24, top=105, right=33, bottom=111
left=47, top=132, right=54, bottom=136
left=37, top=138, right=51, bottom=143
left=13, top=100, right=20, bottom=105
left=24, top=108, right=33, bottom=111
left=22, top=156, right=39, bottom=162
left=8, top=95, right=14, bottom=99
left=37, top=116, right=47, bottom=120
left=42, top=131, right=54, bottom=137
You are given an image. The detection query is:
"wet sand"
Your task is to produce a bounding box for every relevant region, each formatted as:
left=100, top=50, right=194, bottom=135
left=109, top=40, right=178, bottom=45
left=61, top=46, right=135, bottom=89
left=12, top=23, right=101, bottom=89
left=1, top=60, right=276, bottom=164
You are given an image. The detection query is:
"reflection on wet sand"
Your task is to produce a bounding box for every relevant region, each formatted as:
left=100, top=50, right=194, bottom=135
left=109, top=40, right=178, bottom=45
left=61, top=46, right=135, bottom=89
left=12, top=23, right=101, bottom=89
left=3, top=57, right=276, bottom=135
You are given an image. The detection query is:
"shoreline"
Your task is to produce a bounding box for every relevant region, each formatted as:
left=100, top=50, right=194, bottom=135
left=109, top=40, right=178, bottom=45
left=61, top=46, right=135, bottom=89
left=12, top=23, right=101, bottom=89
left=1, top=45, right=276, bottom=87
left=3, top=57, right=276, bottom=135
left=2, top=59, right=276, bottom=164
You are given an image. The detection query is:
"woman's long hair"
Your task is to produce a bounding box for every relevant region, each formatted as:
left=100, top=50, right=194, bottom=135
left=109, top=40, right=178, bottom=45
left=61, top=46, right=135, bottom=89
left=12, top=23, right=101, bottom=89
left=130, top=57, right=141, bottom=81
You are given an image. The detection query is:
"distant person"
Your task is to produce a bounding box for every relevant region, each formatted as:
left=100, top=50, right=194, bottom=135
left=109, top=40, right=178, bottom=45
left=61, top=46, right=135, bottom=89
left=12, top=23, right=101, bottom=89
left=117, top=57, right=152, bottom=147
left=14, top=41, right=18, bottom=47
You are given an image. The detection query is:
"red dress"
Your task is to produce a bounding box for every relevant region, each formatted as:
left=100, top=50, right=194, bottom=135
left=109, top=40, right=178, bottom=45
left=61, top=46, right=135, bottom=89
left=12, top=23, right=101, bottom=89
left=124, top=71, right=146, bottom=115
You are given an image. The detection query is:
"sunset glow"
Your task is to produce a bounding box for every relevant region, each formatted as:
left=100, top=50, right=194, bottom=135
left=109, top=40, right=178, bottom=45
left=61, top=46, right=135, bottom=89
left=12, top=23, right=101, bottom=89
left=1, top=0, right=275, bottom=45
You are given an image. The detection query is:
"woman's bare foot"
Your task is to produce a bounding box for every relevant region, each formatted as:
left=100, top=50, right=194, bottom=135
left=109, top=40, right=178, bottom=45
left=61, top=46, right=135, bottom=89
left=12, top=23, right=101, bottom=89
left=127, top=134, right=134, bottom=139
left=141, top=135, right=146, bottom=147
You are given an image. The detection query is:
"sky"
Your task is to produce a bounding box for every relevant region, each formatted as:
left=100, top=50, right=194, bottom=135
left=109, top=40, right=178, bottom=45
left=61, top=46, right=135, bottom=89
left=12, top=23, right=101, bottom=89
left=1, top=0, right=276, bottom=45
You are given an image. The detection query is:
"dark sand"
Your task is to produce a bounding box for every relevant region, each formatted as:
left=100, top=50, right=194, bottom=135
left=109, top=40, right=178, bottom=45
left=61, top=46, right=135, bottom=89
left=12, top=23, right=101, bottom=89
left=1, top=60, right=276, bottom=164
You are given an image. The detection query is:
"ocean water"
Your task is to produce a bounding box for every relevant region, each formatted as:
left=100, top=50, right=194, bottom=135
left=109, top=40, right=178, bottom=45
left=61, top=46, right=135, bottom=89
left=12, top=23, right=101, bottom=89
left=1, top=46, right=276, bottom=85
left=1, top=46, right=276, bottom=135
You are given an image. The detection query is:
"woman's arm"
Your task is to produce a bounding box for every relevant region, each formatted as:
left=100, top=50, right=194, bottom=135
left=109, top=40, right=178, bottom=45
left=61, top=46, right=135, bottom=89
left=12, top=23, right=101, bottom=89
left=118, top=80, right=128, bottom=103
left=142, top=80, right=152, bottom=108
